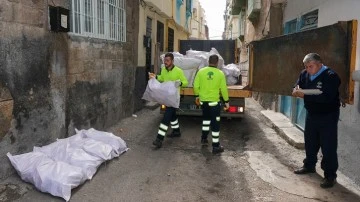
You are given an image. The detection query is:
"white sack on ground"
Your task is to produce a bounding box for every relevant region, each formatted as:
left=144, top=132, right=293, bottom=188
left=142, top=78, right=180, bottom=108
left=7, top=152, right=86, bottom=201
left=34, top=140, right=104, bottom=180
left=57, top=133, right=114, bottom=161
left=76, top=128, right=128, bottom=158
left=6, top=152, right=54, bottom=185
left=36, top=161, right=85, bottom=201
left=7, top=129, right=127, bottom=201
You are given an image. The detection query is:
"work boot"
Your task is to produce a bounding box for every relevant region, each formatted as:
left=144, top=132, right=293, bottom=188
left=152, top=138, right=163, bottom=148
left=201, top=138, right=209, bottom=146
left=167, top=129, right=181, bottom=138
left=294, top=167, right=316, bottom=174
left=320, top=178, right=336, bottom=188
left=212, top=145, right=224, bottom=154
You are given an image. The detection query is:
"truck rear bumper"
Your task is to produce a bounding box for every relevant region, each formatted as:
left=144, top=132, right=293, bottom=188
left=161, top=109, right=244, bottom=118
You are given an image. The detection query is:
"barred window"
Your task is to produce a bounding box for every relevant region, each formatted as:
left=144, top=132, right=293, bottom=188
left=71, top=0, right=126, bottom=42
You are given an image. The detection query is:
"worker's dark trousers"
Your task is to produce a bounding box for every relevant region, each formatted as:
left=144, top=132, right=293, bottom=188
left=201, top=102, right=221, bottom=147
left=156, top=107, right=179, bottom=140
left=303, top=109, right=339, bottom=179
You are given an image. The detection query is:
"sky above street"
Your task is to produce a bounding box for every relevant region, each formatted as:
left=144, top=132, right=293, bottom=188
left=198, top=0, right=227, bottom=39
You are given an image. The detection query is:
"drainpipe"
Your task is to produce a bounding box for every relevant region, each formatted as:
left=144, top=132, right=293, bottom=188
left=353, top=70, right=360, bottom=82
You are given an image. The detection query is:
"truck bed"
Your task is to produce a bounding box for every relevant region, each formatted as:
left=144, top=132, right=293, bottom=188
left=180, top=85, right=252, bottom=98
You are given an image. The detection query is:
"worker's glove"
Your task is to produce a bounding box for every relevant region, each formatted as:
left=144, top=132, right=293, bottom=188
left=148, top=72, right=156, bottom=79
left=224, top=102, right=230, bottom=111
left=195, top=97, right=200, bottom=106
left=174, top=80, right=182, bottom=87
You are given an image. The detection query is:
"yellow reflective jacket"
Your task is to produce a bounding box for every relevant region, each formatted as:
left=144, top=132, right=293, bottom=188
left=193, top=66, right=229, bottom=102
left=157, top=65, right=188, bottom=87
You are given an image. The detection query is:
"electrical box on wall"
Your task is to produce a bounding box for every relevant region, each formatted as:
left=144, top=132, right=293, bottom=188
left=49, top=6, right=70, bottom=32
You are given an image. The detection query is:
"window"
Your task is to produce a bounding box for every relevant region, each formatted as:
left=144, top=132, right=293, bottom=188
left=71, top=0, right=126, bottom=42
left=168, top=28, right=174, bottom=52
left=284, top=19, right=297, bottom=34
left=300, top=10, right=318, bottom=31
left=157, top=21, right=164, bottom=52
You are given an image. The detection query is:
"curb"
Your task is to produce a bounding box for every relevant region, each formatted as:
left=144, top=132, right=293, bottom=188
left=260, top=110, right=305, bottom=149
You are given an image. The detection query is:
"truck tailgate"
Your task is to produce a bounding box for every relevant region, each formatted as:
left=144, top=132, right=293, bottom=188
left=180, top=86, right=252, bottom=98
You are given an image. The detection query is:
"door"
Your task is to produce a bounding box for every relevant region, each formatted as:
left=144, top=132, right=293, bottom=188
left=249, top=20, right=357, bottom=104
left=146, top=17, right=152, bottom=73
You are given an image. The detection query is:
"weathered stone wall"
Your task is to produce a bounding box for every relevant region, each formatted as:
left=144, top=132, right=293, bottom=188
left=0, top=0, right=139, bottom=180
left=240, top=0, right=284, bottom=110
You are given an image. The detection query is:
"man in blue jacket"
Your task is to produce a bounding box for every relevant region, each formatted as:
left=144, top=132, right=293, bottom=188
left=292, top=53, right=341, bottom=188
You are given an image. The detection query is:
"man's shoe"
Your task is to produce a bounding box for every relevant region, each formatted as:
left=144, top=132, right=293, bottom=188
left=201, top=138, right=209, bottom=146
left=294, top=167, right=316, bottom=174
left=167, top=130, right=181, bottom=138
left=212, top=145, right=224, bottom=154
left=320, top=178, right=336, bottom=188
left=152, top=138, right=162, bottom=148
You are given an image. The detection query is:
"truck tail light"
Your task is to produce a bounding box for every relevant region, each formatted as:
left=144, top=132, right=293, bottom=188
left=228, top=106, right=237, bottom=113
left=238, top=107, right=244, bottom=112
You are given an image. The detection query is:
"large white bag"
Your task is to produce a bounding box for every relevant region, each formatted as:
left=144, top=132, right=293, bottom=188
left=142, top=78, right=180, bottom=108
left=7, top=152, right=85, bottom=201
left=222, top=63, right=240, bottom=77
left=34, top=140, right=104, bottom=180
left=6, top=152, right=53, bottom=185
left=36, top=161, right=86, bottom=201
left=76, top=128, right=128, bottom=158
left=57, top=133, right=114, bottom=161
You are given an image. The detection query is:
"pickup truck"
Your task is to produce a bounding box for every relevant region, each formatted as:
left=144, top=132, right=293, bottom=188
left=160, top=40, right=251, bottom=118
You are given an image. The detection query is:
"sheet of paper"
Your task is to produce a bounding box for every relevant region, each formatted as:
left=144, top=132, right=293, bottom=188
left=297, top=89, right=323, bottom=95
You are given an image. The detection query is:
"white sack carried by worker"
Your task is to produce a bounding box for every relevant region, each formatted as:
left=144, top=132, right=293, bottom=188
left=7, top=152, right=86, bottom=201
left=142, top=78, right=180, bottom=108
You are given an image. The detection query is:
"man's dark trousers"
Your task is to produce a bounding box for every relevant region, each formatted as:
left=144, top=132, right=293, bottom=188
left=303, top=109, right=339, bottom=179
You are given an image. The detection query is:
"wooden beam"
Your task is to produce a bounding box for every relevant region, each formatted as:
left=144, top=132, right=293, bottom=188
left=348, top=20, right=357, bottom=104
left=180, top=87, right=252, bottom=98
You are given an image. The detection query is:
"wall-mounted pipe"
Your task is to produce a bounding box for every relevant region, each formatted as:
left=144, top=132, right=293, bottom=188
left=352, top=70, right=360, bottom=81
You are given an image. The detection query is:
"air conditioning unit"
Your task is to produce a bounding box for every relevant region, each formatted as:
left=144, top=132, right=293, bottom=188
left=247, top=0, right=261, bottom=21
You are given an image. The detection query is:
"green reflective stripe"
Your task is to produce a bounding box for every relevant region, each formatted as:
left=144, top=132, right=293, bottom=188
left=171, top=119, right=179, bottom=125
left=212, top=131, right=220, bottom=137
left=209, top=102, right=218, bottom=106
left=216, top=117, right=220, bottom=121
left=212, top=138, right=219, bottom=143
left=160, top=123, right=168, bottom=131
left=203, top=120, right=211, bottom=125
left=202, top=126, right=210, bottom=131
left=158, top=130, right=166, bottom=136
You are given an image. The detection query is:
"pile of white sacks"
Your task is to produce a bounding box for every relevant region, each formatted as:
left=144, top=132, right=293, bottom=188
left=161, top=48, right=240, bottom=86
left=7, top=128, right=128, bottom=201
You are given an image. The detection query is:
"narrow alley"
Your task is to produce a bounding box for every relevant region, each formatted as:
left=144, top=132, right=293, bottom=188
left=3, top=99, right=358, bottom=202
